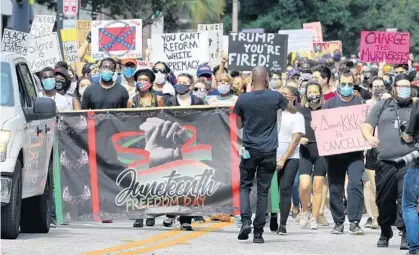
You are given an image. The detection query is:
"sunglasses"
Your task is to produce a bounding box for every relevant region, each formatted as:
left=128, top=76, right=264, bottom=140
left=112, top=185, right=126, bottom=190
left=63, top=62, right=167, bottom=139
left=340, top=83, right=354, bottom=87
left=153, top=68, right=167, bottom=74
left=193, top=87, right=206, bottom=92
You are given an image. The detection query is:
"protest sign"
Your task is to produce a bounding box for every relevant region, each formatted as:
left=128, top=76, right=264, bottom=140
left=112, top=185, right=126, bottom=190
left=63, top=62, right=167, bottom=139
left=91, top=19, right=143, bottom=60
left=359, top=31, right=410, bottom=64
left=228, top=32, right=288, bottom=72
left=223, top=35, right=229, bottom=53
left=27, top=33, right=62, bottom=72
left=1, top=29, right=29, bottom=55
left=63, top=19, right=76, bottom=29
left=60, top=28, right=76, bottom=42
left=62, top=41, right=78, bottom=63
left=150, top=32, right=209, bottom=74
left=136, top=60, right=154, bottom=69
left=76, top=20, right=91, bottom=59
left=30, top=15, right=56, bottom=39
left=311, top=104, right=372, bottom=156
left=278, top=29, right=313, bottom=53
left=303, top=22, right=323, bottom=42
left=197, top=23, right=223, bottom=67
left=313, top=41, right=342, bottom=57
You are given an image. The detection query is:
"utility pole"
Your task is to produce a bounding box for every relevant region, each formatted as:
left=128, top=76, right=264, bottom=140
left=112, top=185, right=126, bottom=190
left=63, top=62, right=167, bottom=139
left=12, top=0, right=30, bottom=32
left=57, top=0, right=64, bottom=31
left=232, top=0, right=238, bottom=32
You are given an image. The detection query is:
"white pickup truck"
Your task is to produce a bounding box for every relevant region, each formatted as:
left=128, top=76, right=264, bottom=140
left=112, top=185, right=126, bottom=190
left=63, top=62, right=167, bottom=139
left=1, top=52, right=56, bottom=239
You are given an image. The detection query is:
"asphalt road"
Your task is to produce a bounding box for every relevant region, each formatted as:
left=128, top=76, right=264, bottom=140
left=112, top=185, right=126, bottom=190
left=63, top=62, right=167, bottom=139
left=1, top=212, right=408, bottom=255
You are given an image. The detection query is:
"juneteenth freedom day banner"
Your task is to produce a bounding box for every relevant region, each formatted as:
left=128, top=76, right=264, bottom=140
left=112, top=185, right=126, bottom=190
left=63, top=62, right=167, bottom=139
left=53, top=107, right=281, bottom=223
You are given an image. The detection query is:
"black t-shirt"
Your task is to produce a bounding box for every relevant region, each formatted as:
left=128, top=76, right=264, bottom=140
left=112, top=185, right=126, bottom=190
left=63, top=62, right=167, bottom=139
left=165, top=94, right=205, bottom=106
left=299, top=106, right=320, bottom=143
left=81, top=82, right=129, bottom=110
left=233, top=89, right=288, bottom=153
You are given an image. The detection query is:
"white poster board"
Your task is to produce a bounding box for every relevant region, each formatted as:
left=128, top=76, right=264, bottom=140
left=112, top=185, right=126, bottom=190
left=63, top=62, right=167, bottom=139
left=63, top=41, right=78, bottom=63
left=27, top=33, right=62, bottom=72
left=197, top=23, right=223, bottom=67
left=278, top=29, right=314, bottom=53
left=2, top=29, right=30, bottom=55
left=150, top=32, right=209, bottom=74
left=30, top=15, right=56, bottom=40
left=91, top=19, right=143, bottom=60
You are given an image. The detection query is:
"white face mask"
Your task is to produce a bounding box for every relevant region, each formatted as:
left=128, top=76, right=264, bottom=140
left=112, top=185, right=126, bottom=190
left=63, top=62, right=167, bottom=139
left=155, top=72, right=166, bottom=84
left=218, top=83, right=231, bottom=94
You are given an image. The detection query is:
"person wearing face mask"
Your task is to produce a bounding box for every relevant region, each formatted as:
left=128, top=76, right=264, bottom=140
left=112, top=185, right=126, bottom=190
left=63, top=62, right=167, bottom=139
left=191, top=78, right=210, bottom=100
left=312, top=71, right=366, bottom=235
left=206, top=73, right=238, bottom=106
left=55, top=67, right=81, bottom=110
left=197, top=64, right=219, bottom=96
left=269, top=72, right=281, bottom=90
left=75, top=77, right=92, bottom=102
left=39, top=67, right=80, bottom=111
left=120, top=59, right=138, bottom=99
left=131, top=69, right=158, bottom=108
left=81, top=58, right=129, bottom=110
left=165, top=73, right=205, bottom=106
left=151, top=62, right=176, bottom=101
left=361, top=73, right=417, bottom=250
left=233, top=75, right=247, bottom=95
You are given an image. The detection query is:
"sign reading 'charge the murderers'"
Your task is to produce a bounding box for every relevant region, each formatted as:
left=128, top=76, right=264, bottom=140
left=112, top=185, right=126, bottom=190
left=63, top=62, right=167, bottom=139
left=1, top=29, right=30, bottom=55
left=359, top=31, right=410, bottom=64
left=228, top=32, right=288, bottom=72
left=151, top=32, right=209, bottom=74
left=311, top=104, right=372, bottom=156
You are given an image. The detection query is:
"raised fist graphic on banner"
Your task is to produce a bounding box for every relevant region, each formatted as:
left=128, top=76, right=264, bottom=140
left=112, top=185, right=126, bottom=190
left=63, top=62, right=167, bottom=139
left=139, top=117, right=188, bottom=168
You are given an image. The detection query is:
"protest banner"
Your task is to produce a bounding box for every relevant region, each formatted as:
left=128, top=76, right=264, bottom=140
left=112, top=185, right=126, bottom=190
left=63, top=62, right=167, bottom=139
left=313, top=41, right=342, bottom=57
left=27, top=33, right=62, bottom=72
left=359, top=31, right=410, bottom=64
left=278, top=29, right=313, bottom=54
left=76, top=20, right=91, bottom=59
left=303, top=22, right=323, bottom=42
left=30, top=15, right=56, bottom=40
left=91, top=19, right=143, bottom=60
left=53, top=107, right=280, bottom=223
left=311, top=104, right=372, bottom=156
left=150, top=32, right=209, bottom=74
left=1, top=29, right=29, bottom=55
left=197, top=23, right=223, bottom=67
left=228, top=32, right=288, bottom=72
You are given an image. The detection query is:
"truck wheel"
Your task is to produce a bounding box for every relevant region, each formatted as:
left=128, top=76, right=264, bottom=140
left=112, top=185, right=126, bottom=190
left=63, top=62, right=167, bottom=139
left=1, top=160, right=23, bottom=239
left=20, top=162, right=51, bottom=233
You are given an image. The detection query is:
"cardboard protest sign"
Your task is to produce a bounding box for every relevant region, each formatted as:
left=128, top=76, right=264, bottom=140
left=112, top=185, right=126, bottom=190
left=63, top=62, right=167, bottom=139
left=311, top=104, right=372, bottom=156
left=278, top=29, right=313, bottom=53
left=76, top=20, right=91, bottom=59
left=303, top=22, right=323, bottom=42
left=228, top=32, right=288, bottom=72
left=313, top=41, right=342, bottom=57
left=62, top=41, right=78, bottom=63
left=197, top=23, right=223, bottom=67
left=91, top=19, right=143, bottom=60
left=150, top=32, right=209, bottom=74
left=1, top=29, right=30, bottom=55
left=359, top=31, right=410, bottom=64
left=27, top=33, right=62, bottom=72
left=30, top=15, right=56, bottom=39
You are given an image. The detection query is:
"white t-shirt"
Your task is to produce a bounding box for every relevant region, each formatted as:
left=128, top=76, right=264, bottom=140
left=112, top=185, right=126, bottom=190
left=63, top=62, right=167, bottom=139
left=206, top=95, right=238, bottom=106
left=121, top=76, right=137, bottom=99
left=41, top=92, right=73, bottom=112
left=277, top=110, right=305, bottom=160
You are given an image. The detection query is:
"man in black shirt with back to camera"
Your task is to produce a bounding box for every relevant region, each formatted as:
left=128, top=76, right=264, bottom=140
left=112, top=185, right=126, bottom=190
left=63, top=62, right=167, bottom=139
left=82, top=58, right=129, bottom=110
left=233, top=66, right=297, bottom=244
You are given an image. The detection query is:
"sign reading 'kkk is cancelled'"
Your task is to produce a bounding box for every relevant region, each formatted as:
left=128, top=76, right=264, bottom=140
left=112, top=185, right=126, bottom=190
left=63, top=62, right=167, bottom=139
left=91, top=19, right=142, bottom=60
left=359, top=31, right=410, bottom=64
left=228, top=32, right=288, bottom=72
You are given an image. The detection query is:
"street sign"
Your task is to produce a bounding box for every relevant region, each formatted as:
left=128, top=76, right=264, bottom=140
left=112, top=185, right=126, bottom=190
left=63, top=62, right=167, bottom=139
left=63, top=0, right=78, bottom=18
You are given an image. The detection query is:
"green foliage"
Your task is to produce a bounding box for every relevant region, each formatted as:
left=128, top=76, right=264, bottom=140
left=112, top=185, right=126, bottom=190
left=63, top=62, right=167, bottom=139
left=223, top=0, right=419, bottom=55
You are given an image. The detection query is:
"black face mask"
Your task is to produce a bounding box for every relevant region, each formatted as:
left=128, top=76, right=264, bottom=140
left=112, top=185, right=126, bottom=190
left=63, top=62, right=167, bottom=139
left=175, top=84, right=190, bottom=95
left=55, top=81, right=66, bottom=91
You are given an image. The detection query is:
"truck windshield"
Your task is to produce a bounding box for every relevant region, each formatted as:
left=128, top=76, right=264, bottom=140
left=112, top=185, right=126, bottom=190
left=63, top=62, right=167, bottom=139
left=1, top=61, right=14, bottom=106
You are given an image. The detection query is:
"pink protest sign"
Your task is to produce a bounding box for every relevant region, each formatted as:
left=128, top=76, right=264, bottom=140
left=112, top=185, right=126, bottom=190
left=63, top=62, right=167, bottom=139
left=359, top=31, right=410, bottom=64
left=303, top=22, right=323, bottom=42
left=311, top=104, right=372, bottom=156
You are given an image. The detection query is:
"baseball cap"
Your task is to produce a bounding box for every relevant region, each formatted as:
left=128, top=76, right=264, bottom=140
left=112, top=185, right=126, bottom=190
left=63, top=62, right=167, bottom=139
left=122, top=58, right=136, bottom=66
left=196, top=64, right=212, bottom=78
left=288, top=69, right=301, bottom=79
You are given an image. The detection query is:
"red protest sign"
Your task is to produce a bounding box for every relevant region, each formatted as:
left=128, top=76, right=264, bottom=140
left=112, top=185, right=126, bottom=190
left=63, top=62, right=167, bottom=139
left=359, top=31, right=410, bottom=64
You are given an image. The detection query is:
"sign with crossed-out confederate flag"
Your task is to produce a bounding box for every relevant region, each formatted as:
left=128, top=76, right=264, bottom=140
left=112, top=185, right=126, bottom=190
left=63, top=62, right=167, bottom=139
left=91, top=19, right=142, bottom=60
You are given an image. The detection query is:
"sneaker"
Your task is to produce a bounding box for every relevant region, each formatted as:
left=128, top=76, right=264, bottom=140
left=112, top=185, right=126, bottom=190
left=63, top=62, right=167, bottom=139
left=270, top=216, right=278, bottom=232
left=163, top=217, right=175, bottom=227
left=238, top=223, right=252, bottom=240
left=180, top=223, right=193, bottom=231
left=349, top=222, right=364, bottom=235
left=276, top=225, right=286, bottom=235
left=133, top=219, right=143, bottom=228
left=400, top=231, right=409, bottom=250
left=295, top=212, right=302, bottom=224
left=317, top=214, right=329, bottom=226
left=146, top=218, right=155, bottom=227
left=299, top=211, right=310, bottom=228
left=309, top=218, right=318, bottom=230
left=377, top=227, right=393, bottom=248
left=331, top=223, right=344, bottom=235
left=291, top=207, right=300, bottom=219
left=253, top=233, right=264, bottom=244
left=364, top=217, right=373, bottom=228
left=50, top=218, right=57, bottom=228
left=371, top=219, right=379, bottom=229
